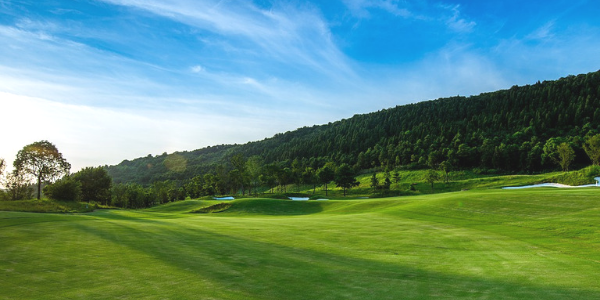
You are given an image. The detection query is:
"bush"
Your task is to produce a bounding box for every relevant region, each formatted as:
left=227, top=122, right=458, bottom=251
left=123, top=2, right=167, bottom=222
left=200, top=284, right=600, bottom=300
left=43, top=177, right=81, bottom=202
left=546, top=165, right=600, bottom=186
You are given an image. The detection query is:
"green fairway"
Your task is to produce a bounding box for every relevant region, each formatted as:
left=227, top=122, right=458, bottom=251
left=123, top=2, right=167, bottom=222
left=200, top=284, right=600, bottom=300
left=1, top=189, right=600, bottom=299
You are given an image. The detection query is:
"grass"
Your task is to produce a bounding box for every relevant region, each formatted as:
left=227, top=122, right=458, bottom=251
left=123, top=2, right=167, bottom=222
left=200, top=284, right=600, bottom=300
left=1, top=188, right=600, bottom=299
left=0, top=199, right=96, bottom=213
left=282, top=168, right=571, bottom=198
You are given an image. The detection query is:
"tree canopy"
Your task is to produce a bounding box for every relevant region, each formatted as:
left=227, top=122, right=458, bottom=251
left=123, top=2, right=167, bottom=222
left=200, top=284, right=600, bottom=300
left=14, top=141, right=70, bottom=200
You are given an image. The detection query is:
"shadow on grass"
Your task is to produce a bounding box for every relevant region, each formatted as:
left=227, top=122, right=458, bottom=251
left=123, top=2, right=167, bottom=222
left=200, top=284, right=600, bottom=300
left=72, top=214, right=600, bottom=300
left=221, top=199, right=325, bottom=216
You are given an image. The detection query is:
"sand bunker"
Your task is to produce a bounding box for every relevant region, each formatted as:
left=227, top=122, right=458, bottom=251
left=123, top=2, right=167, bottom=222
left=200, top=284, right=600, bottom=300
left=503, top=177, right=600, bottom=189
left=289, top=197, right=310, bottom=201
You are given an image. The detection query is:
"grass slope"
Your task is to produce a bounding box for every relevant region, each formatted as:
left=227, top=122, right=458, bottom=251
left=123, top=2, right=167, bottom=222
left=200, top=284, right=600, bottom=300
left=1, top=189, right=600, bottom=299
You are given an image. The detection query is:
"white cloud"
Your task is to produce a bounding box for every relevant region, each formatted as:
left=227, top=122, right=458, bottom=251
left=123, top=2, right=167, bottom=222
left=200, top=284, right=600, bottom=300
left=190, top=65, right=204, bottom=73
left=442, top=4, right=476, bottom=33
left=525, top=21, right=556, bottom=41
left=98, top=0, right=355, bottom=79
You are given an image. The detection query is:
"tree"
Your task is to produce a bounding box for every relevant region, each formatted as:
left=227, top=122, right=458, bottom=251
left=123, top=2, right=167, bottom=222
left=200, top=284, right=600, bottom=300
left=72, top=167, right=112, bottom=205
left=557, top=142, right=575, bottom=172
left=382, top=170, right=391, bottom=190
left=370, top=173, right=379, bottom=191
left=439, top=160, right=452, bottom=183
left=0, top=158, right=5, bottom=178
left=4, top=171, right=34, bottom=200
left=230, top=153, right=248, bottom=195
left=423, top=169, right=440, bottom=192
left=301, top=167, right=318, bottom=194
left=584, top=134, right=600, bottom=165
left=542, top=137, right=566, bottom=169
left=317, top=162, right=335, bottom=196
left=334, top=163, right=359, bottom=196
left=392, top=170, right=400, bottom=184
left=203, top=174, right=218, bottom=196
left=246, top=156, right=264, bottom=196
left=43, top=176, right=81, bottom=202
left=13, top=141, right=70, bottom=200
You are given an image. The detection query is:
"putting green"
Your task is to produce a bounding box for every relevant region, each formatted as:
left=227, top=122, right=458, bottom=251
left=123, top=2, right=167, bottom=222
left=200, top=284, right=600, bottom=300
left=1, top=189, right=599, bottom=299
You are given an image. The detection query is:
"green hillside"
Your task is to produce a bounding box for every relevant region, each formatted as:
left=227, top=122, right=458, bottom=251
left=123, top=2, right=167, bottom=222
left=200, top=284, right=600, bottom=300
left=106, top=70, right=600, bottom=186
left=1, top=189, right=599, bottom=299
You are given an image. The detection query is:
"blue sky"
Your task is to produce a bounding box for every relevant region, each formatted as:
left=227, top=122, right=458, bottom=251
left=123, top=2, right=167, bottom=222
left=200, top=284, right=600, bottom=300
left=1, top=0, right=599, bottom=171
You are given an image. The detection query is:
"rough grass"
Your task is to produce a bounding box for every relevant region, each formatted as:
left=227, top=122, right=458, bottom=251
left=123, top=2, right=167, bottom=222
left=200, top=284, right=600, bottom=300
left=191, top=202, right=232, bottom=213
left=1, top=189, right=600, bottom=299
left=0, top=199, right=96, bottom=213
left=287, top=167, right=599, bottom=198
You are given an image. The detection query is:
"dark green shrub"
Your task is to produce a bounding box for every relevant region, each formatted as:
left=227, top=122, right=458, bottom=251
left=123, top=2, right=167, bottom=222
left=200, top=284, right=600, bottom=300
left=43, top=176, right=81, bottom=202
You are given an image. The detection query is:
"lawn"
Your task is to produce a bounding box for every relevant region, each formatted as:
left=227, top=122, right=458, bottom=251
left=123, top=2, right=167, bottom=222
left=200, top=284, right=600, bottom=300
left=1, top=189, right=599, bottom=299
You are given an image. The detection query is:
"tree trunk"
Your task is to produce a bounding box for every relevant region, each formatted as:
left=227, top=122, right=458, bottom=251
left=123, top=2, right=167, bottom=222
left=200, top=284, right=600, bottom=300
left=37, top=174, right=41, bottom=200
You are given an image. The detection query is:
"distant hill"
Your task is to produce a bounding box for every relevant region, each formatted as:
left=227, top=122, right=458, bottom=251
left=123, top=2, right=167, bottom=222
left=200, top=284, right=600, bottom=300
left=106, top=70, right=600, bottom=185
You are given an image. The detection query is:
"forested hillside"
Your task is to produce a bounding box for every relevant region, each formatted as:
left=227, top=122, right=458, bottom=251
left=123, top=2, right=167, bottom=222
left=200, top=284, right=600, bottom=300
left=107, top=70, right=600, bottom=186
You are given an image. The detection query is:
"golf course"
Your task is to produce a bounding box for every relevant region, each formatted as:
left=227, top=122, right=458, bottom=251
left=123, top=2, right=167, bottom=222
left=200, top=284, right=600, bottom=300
left=1, top=188, right=599, bottom=299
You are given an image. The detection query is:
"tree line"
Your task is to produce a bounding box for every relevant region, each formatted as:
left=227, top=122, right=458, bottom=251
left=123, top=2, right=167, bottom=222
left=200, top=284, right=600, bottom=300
left=106, top=70, right=600, bottom=186
left=0, top=142, right=361, bottom=205
left=4, top=70, right=600, bottom=204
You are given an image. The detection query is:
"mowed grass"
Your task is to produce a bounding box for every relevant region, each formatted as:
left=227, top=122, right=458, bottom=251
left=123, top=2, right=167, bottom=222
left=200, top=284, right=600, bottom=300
left=1, top=189, right=600, bottom=299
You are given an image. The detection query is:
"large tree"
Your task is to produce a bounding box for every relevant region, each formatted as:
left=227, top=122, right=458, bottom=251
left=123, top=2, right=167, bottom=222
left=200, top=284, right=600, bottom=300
left=72, top=167, right=112, bottom=205
left=584, top=134, right=600, bottom=166
left=317, top=162, right=335, bottom=196
left=334, top=163, right=359, bottom=197
left=14, top=141, right=70, bottom=200
left=423, top=169, right=441, bottom=192
left=556, top=142, right=575, bottom=172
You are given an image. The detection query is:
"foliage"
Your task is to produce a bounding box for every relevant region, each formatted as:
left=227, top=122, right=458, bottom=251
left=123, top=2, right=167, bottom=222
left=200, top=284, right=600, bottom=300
left=43, top=176, right=81, bottom=202
left=0, top=157, right=5, bottom=178
left=111, top=183, right=154, bottom=209
left=13, top=140, right=70, bottom=200
left=317, top=162, right=335, bottom=196
left=3, top=172, right=34, bottom=200
left=583, top=134, right=600, bottom=166
left=72, top=167, right=112, bottom=204
left=106, top=70, right=600, bottom=190
left=557, top=142, right=575, bottom=171
left=546, top=165, right=600, bottom=186
left=423, top=169, right=441, bottom=192
left=370, top=173, right=379, bottom=190
left=334, top=163, right=359, bottom=196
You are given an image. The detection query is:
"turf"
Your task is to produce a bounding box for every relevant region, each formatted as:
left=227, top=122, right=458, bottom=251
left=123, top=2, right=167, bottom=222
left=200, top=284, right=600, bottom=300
left=1, top=189, right=600, bottom=299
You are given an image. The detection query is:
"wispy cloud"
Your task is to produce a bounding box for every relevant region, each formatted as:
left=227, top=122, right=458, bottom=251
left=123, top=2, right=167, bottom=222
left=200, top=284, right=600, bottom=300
left=440, top=4, right=476, bottom=33
left=1, top=0, right=599, bottom=171
left=99, top=0, right=355, bottom=80
left=342, top=0, right=411, bottom=18
left=342, top=0, right=475, bottom=32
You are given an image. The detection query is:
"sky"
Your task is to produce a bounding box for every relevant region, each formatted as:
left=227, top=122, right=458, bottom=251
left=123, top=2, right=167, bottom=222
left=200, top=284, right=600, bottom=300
left=1, top=0, right=600, bottom=172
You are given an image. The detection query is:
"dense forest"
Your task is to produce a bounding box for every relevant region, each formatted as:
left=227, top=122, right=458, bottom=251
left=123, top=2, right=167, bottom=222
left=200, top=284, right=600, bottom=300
left=106, top=70, right=600, bottom=189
